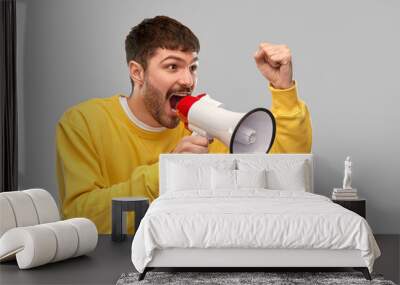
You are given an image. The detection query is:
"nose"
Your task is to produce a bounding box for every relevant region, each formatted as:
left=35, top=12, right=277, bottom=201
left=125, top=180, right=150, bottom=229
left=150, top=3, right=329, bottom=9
left=178, top=68, right=195, bottom=88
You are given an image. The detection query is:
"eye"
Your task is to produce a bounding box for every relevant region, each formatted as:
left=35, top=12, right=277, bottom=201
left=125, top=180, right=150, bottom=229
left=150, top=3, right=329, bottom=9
left=167, top=64, right=178, bottom=71
left=190, top=65, right=198, bottom=72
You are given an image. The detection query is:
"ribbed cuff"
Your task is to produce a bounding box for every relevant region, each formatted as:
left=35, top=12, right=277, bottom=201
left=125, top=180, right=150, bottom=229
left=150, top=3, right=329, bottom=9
left=269, top=80, right=300, bottom=114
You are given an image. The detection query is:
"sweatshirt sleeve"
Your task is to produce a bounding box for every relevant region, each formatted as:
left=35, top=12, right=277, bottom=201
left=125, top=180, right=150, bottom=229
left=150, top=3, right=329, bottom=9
left=268, top=81, right=312, bottom=153
left=210, top=81, right=312, bottom=154
left=56, top=117, right=159, bottom=234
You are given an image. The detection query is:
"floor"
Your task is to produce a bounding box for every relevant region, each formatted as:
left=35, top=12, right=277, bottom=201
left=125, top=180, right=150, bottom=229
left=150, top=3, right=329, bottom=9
left=373, top=234, right=400, bottom=284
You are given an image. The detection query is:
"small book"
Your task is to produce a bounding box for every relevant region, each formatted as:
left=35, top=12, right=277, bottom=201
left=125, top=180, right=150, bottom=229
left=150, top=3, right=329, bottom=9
left=332, top=193, right=357, bottom=197
left=332, top=194, right=359, bottom=200
left=332, top=196, right=359, bottom=200
left=333, top=188, right=358, bottom=193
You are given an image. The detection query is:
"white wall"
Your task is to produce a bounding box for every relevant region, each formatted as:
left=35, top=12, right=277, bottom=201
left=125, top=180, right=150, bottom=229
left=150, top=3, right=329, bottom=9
left=17, top=0, right=400, bottom=233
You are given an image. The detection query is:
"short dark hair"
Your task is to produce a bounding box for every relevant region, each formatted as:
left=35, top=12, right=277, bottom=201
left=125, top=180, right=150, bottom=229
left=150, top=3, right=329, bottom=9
left=125, top=16, right=200, bottom=86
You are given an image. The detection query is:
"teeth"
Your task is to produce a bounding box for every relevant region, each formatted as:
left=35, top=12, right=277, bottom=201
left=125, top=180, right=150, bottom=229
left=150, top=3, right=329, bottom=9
left=172, top=92, right=190, bottom=97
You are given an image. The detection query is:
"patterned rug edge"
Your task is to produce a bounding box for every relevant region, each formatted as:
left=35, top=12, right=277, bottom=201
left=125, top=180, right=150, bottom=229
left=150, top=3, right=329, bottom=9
left=116, top=271, right=397, bottom=285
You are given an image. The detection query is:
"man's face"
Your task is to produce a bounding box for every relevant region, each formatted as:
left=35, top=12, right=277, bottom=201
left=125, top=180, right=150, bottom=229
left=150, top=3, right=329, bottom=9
left=142, top=48, right=198, bottom=129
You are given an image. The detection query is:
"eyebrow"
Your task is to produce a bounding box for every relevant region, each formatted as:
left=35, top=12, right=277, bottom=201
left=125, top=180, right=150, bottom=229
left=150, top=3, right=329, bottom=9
left=160, top=56, right=199, bottom=64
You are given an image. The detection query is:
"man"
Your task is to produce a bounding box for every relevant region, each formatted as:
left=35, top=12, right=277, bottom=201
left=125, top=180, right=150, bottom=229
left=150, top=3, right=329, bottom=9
left=56, top=16, right=312, bottom=234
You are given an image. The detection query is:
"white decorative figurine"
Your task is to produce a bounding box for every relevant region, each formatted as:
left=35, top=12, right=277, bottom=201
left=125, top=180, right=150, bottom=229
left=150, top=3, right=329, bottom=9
left=342, top=156, right=352, bottom=190
left=332, top=156, right=358, bottom=200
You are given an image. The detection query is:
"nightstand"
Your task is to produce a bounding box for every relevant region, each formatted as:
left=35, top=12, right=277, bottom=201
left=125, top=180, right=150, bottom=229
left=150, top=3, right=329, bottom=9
left=332, top=198, right=366, bottom=218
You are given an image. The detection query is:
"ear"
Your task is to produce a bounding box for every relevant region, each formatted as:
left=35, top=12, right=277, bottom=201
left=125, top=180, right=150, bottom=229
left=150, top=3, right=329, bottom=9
left=128, top=60, right=145, bottom=87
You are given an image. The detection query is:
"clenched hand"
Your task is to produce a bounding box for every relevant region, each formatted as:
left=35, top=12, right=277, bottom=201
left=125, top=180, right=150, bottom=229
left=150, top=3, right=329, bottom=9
left=254, top=42, right=294, bottom=90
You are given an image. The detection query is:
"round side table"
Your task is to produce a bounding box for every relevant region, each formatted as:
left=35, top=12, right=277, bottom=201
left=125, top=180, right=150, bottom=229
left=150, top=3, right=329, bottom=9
left=111, top=197, right=149, bottom=242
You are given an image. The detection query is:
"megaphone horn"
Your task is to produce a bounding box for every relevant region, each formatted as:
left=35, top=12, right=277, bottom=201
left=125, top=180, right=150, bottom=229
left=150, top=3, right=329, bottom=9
left=176, top=94, right=276, bottom=154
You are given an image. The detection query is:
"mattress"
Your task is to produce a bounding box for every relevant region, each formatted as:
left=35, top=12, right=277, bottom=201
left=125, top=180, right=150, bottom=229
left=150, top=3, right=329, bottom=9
left=131, top=189, right=380, bottom=273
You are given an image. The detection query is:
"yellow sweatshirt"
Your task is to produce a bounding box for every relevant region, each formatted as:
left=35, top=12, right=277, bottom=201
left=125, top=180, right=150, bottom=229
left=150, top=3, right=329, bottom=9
left=56, top=82, right=312, bottom=233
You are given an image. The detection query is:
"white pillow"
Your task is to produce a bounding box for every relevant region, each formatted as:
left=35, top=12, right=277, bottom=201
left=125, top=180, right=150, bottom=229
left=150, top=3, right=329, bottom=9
left=211, top=168, right=236, bottom=190
left=236, top=169, right=267, bottom=189
left=266, top=162, right=307, bottom=191
left=166, top=159, right=236, bottom=192
left=237, top=159, right=309, bottom=192
left=167, top=163, right=211, bottom=191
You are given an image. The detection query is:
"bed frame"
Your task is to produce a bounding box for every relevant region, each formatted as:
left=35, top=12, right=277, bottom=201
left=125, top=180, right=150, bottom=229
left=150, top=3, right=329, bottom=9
left=141, top=248, right=370, bottom=280
left=139, top=154, right=371, bottom=280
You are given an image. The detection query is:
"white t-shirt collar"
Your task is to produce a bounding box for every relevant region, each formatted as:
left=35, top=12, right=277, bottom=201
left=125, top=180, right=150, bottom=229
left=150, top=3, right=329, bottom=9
left=119, top=96, right=166, bottom=132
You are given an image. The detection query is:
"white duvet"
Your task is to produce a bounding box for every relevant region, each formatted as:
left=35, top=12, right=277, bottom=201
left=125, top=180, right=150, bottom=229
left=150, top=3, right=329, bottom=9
left=131, top=190, right=380, bottom=273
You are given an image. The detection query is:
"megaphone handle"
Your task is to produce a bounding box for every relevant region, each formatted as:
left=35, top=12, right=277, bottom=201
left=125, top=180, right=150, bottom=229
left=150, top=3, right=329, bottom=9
left=189, top=125, right=214, bottom=142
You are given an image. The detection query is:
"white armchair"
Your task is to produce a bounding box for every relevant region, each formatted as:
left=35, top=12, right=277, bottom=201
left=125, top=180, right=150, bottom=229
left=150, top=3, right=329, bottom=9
left=0, top=189, right=97, bottom=269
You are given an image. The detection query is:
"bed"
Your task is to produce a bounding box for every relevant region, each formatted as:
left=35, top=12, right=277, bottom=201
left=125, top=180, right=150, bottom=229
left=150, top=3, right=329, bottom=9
left=131, top=154, right=380, bottom=280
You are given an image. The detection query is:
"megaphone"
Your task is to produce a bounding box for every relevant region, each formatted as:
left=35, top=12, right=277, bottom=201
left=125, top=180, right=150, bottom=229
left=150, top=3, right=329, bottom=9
left=176, top=93, right=276, bottom=153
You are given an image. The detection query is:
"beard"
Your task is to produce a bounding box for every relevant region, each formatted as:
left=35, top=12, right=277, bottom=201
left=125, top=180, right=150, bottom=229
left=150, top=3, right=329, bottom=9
left=142, top=79, right=181, bottom=129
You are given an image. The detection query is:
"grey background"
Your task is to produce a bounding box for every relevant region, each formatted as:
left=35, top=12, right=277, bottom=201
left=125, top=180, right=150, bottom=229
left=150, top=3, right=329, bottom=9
left=16, top=0, right=400, bottom=234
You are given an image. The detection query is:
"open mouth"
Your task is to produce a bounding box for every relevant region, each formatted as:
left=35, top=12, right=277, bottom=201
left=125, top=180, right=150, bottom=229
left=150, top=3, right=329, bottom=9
left=169, top=92, right=190, bottom=111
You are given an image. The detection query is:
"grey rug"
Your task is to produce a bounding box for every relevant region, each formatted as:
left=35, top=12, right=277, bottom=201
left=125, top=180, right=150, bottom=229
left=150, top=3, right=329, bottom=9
left=116, top=271, right=396, bottom=285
